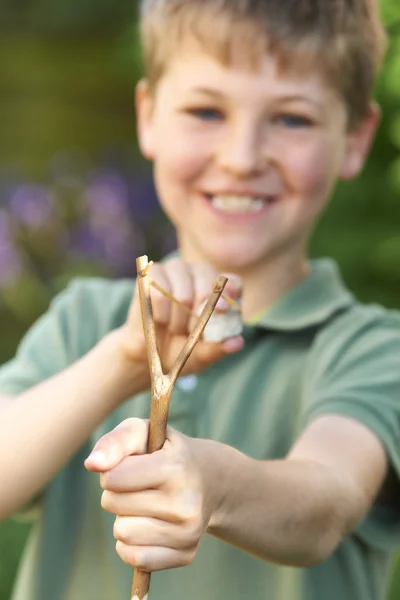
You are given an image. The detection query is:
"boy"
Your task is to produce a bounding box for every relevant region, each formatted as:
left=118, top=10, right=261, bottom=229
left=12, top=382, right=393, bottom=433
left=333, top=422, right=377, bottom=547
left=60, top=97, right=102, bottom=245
left=1, top=1, right=400, bottom=599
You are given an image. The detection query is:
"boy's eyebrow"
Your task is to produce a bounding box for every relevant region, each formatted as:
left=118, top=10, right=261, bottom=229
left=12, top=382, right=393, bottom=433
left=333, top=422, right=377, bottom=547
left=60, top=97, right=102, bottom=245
left=276, top=94, right=322, bottom=108
left=190, top=87, right=226, bottom=98
left=188, top=88, right=322, bottom=109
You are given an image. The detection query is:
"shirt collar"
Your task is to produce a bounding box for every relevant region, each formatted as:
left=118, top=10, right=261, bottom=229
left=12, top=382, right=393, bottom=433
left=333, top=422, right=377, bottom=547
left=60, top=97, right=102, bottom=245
left=249, top=259, right=354, bottom=332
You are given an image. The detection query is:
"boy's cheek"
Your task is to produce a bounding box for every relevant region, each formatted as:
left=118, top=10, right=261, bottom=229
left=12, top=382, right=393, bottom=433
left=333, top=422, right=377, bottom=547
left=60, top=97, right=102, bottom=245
left=284, top=146, right=338, bottom=200
left=156, top=141, right=209, bottom=185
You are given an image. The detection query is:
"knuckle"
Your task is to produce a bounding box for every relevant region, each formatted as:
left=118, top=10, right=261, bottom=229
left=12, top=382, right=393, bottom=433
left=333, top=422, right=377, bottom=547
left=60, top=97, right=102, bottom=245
left=168, top=499, right=184, bottom=522
left=120, top=416, right=141, bottom=429
left=100, top=491, right=113, bottom=512
left=116, top=541, right=139, bottom=568
left=151, top=297, right=169, bottom=324
left=171, top=494, right=202, bottom=534
left=113, top=516, right=129, bottom=543
left=130, top=547, right=146, bottom=570
left=167, top=320, right=185, bottom=336
left=179, top=499, right=200, bottom=523
left=166, top=457, right=187, bottom=481
left=184, top=513, right=203, bottom=543
left=194, top=344, right=221, bottom=368
left=117, top=417, right=148, bottom=438
left=99, top=472, right=110, bottom=490
left=174, top=292, right=192, bottom=308
left=93, top=434, right=113, bottom=455
left=113, top=517, right=122, bottom=540
left=182, top=547, right=197, bottom=566
left=157, top=450, right=182, bottom=479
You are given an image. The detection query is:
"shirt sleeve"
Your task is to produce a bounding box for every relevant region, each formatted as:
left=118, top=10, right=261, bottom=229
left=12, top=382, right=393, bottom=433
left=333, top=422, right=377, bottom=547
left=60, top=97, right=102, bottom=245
left=0, top=276, right=132, bottom=396
left=0, top=287, right=74, bottom=396
left=301, top=304, right=400, bottom=551
left=0, top=279, right=104, bottom=519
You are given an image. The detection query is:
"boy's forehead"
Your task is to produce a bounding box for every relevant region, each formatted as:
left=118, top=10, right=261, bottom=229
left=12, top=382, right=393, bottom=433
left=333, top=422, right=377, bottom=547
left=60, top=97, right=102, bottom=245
left=162, top=37, right=337, bottom=104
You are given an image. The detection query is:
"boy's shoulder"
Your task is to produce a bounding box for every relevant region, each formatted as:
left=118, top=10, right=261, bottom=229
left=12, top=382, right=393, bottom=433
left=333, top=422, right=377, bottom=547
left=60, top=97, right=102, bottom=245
left=0, top=277, right=134, bottom=398
left=54, top=275, right=134, bottom=334
left=302, top=296, right=400, bottom=425
left=313, top=297, right=400, bottom=359
left=60, top=275, right=134, bottom=304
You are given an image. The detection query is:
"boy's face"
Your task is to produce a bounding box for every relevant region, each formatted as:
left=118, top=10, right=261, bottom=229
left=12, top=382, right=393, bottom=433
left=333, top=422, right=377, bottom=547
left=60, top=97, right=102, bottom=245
left=137, top=39, right=378, bottom=275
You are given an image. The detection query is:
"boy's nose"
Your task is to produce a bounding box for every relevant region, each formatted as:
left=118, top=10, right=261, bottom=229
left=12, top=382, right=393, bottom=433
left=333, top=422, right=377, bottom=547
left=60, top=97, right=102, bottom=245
left=217, top=122, right=267, bottom=178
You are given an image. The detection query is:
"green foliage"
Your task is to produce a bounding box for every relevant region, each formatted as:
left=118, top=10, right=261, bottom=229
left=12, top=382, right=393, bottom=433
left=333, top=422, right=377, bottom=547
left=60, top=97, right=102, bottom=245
left=0, top=521, right=30, bottom=600
left=0, top=0, right=140, bottom=34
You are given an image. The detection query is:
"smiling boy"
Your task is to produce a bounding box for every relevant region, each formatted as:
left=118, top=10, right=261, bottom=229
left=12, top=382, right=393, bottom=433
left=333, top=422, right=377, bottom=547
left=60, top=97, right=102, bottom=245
left=1, top=1, right=400, bottom=600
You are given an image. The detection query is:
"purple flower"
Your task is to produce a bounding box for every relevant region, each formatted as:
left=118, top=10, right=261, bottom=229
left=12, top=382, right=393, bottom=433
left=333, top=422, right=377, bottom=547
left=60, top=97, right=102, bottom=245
left=86, top=171, right=129, bottom=229
left=9, top=185, right=53, bottom=228
left=0, top=210, right=11, bottom=242
left=67, top=222, right=105, bottom=259
left=102, top=221, right=145, bottom=271
left=127, top=177, right=160, bottom=223
left=159, top=225, right=178, bottom=256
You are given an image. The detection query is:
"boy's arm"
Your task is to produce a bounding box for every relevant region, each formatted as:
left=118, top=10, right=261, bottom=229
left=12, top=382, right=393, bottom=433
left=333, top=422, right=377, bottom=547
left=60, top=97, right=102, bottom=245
left=0, top=394, right=12, bottom=408
left=204, top=414, right=387, bottom=566
left=88, top=309, right=398, bottom=570
left=0, top=331, right=148, bottom=522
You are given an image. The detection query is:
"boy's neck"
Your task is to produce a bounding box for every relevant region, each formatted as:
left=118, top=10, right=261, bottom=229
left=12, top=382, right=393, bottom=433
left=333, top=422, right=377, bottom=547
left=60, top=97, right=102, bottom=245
left=238, top=253, right=310, bottom=321
left=178, top=242, right=310, bottom=321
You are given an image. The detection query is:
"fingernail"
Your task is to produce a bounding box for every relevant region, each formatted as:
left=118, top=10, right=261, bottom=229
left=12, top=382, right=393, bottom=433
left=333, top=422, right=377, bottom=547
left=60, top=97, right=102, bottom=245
left=216, top=298, right=230, bottom=311
left=225, top=274, right=242, bottom=291
left=223, top=336, right=245, bottom=354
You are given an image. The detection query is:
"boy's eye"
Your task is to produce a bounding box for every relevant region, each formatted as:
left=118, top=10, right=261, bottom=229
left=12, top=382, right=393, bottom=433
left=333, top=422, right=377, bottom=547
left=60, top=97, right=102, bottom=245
left=273, top=114, right=314, bottom=128
left=186, top=107, right=224, bottom=121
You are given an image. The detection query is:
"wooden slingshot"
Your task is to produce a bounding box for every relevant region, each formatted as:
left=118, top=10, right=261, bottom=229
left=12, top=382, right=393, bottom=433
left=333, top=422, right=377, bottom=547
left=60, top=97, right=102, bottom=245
left=131, top=255, right=229, bottom=600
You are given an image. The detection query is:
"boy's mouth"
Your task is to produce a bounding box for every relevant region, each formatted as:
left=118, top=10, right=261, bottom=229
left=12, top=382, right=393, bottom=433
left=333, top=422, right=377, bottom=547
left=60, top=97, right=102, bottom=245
left=204, top=193, right=276, bottom=214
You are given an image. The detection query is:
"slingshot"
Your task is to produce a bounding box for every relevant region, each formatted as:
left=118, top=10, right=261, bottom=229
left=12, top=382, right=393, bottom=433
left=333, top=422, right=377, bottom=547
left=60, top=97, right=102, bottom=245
left=131, top=255, right=228, bottom=600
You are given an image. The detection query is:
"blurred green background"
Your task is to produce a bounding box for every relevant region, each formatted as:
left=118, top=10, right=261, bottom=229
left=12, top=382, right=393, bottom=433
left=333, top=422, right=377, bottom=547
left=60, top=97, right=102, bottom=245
left=0, top=0, right=400, bottom=598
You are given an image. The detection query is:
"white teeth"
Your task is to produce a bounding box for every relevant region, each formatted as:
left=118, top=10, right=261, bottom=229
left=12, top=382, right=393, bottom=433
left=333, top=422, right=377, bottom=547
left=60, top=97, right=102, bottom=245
left=211, top=195, right=268, bottom=213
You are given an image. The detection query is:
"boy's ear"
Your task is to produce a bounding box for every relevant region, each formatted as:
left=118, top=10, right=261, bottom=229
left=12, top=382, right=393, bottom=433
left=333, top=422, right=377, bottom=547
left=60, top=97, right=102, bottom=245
left=339, top=102, right=381, bottom=181
left=135, top=79, right=155, bottom=160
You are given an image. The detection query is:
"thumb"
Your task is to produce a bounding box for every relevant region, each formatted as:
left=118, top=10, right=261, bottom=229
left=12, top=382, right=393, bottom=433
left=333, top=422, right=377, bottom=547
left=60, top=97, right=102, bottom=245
left=84, top=418, right=149, bottom=472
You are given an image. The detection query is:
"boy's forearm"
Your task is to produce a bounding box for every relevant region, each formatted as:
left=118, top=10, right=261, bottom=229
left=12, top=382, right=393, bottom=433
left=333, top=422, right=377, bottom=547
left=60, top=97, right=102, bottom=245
left=200, top=441, right=353, bottom=567
left=0, top=332, right=148, bottom=520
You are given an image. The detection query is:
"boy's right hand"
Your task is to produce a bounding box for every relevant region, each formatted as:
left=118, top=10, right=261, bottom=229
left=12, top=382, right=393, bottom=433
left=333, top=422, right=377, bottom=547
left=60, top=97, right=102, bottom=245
left=116, top=257, right=244, bottom=387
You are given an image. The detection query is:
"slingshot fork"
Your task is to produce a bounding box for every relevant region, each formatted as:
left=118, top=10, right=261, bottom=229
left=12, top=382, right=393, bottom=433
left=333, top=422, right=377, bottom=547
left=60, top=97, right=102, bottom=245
left=131, top=255, right=228, bottom=600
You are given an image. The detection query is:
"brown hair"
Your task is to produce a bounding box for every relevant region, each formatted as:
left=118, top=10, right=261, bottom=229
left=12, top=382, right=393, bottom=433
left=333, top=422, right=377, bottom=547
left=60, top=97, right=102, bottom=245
left=139, top=0, right=387, bottom=129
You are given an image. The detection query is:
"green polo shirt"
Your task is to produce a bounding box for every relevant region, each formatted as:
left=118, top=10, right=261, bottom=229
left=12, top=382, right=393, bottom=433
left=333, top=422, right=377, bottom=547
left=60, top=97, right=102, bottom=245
left=1, top=258, right=400, bottom=600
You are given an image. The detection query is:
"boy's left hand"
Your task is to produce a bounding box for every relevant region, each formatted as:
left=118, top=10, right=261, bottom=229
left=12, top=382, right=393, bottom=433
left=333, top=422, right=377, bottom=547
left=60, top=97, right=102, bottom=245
left=85, top=418, right=218, bottom=571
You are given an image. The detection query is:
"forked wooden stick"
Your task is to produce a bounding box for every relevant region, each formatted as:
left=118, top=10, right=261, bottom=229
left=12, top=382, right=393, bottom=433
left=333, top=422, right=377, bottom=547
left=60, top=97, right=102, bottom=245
left=131, top=255, right=228, bottom=600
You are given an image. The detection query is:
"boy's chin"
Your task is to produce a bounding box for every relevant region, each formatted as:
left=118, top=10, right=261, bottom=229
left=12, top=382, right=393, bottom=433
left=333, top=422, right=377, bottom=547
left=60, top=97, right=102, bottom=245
left=201, top=244, right=266, bottom=274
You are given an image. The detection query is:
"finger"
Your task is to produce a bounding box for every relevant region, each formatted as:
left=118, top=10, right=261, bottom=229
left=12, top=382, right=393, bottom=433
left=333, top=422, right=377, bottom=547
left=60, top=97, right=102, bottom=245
left=164, top=258, right=193, bottom=335
left=191, top=262, right=220, bottom=310
left=223, top=273, right=242, bottom=300
left=187, top=263, right=225, bottom=332
left=102, top=490, right=166, bottom=518
left=99, top=451, right=168, bottom=492
left=185, top=336, right=245, bottom=373
left=116, top=541, right=196, bottom=571
left=101, top=488, right=200, bottom=524
left=102, top=490, right=179, bottom=521
left=113, top=515, right=197, bottom=549
left=148, top=263, right=172, bottom=327
left=84, top=418, right=148, bottom=472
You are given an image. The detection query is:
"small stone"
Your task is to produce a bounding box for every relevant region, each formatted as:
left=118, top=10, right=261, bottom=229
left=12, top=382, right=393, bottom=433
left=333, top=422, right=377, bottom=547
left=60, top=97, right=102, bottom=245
left=199, top=304, right=243, bottom=343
